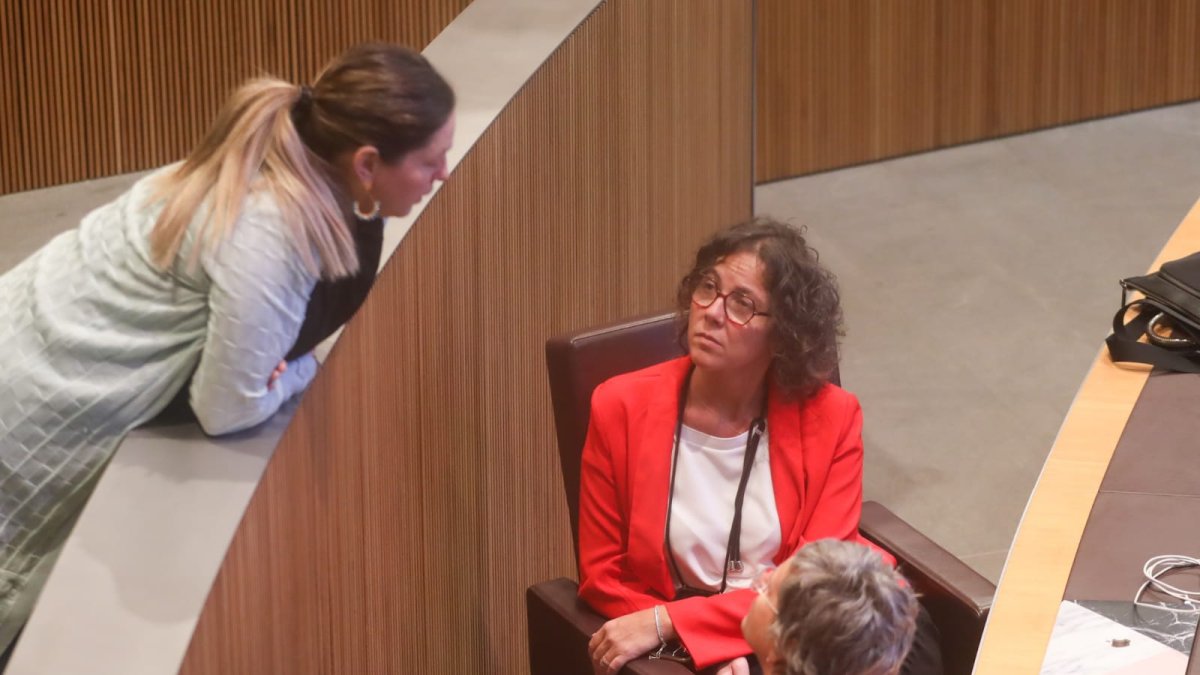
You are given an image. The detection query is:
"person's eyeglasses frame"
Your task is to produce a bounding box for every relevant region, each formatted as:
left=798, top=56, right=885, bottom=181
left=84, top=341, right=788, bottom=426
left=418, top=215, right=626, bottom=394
left=750, top=566, right=778, bottom=614
left=691, top=275, right=771, bottom=327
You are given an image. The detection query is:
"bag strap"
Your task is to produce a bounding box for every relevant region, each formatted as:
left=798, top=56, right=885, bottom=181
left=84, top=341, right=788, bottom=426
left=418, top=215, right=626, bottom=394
left=1107, top=301, right=1200, bottom=373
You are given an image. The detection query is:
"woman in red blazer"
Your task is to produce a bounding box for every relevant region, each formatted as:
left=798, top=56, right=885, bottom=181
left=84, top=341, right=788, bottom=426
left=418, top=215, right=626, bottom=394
left=579, top=219, right=939, bottom=675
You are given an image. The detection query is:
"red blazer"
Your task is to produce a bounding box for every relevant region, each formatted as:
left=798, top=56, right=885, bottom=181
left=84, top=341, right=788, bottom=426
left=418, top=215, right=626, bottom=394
left=577, top=356, right=890, bottom=669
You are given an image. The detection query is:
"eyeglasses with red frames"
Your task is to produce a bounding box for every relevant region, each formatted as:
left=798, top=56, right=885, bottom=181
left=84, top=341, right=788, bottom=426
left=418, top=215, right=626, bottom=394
left=692, top=275, right=771, bottom=326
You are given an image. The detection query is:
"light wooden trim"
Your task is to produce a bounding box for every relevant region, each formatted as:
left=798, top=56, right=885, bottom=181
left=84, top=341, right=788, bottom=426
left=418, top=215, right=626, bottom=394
left=755, top=0, right=1200, bottom=183
left=0, top=0, right=471, bottom=195
left=172, top=1, right=752, bottom=673
left=973, top=198, right=1200, bottom=673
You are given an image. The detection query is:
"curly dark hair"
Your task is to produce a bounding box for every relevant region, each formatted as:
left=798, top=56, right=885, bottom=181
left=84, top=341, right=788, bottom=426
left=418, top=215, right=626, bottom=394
left=676, top=217, right=843, bottom=400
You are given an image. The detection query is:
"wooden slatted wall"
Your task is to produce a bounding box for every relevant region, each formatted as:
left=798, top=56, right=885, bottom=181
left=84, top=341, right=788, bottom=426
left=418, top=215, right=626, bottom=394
left=177, top=1, right=753, bottom=673
left=0, top=0, right=470, bottom=195
left=10, top=1, right=1200, bottom=193
left=756, top=0, right=1200, bottom=182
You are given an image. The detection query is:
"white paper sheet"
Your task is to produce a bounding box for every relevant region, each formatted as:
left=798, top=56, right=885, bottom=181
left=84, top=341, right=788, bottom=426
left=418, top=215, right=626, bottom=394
left=1040, top=601, right=1189, bottom=674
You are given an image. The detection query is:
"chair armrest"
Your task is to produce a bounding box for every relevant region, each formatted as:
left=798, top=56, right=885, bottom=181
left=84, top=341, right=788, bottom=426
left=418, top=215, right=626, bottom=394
left=859, top=501, right=995, bottom=675
left=526, top=578, right=694, bottom=675
left=859, top=501, right=995, bottom=616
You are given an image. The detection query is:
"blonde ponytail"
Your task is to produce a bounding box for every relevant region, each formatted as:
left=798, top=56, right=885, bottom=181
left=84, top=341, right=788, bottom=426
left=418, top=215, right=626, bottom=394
left=149, top=44, right=454, bottom=280
left=148, top=78, right=358, bottom=279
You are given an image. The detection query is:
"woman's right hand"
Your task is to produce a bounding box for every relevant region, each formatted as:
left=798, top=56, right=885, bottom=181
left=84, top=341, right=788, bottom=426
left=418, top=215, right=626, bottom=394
left=588, top=607, right=668, bottom=674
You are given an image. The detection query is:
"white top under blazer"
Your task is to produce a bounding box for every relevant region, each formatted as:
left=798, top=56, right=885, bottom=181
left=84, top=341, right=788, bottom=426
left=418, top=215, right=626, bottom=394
left=667, top=423, right=781, bottom=592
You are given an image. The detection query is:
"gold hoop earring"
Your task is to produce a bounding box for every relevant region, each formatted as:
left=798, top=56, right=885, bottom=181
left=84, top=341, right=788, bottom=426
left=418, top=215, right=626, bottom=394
left=354, top=200, right=381, bottom=220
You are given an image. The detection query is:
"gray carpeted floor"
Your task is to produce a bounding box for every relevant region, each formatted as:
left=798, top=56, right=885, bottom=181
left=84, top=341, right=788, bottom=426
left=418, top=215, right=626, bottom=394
left=755, top=100, right=1200, bottom=581
left=4, top=101, right=1200, bottom=584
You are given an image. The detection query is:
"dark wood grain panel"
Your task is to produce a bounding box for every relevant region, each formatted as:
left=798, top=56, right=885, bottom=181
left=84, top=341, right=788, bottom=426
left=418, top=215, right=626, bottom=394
left=757, top=0, right=1200, bottom=182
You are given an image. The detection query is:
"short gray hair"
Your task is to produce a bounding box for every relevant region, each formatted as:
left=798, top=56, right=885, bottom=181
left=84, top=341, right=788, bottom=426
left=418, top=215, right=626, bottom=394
left=773, top=539, right=918, bottom=675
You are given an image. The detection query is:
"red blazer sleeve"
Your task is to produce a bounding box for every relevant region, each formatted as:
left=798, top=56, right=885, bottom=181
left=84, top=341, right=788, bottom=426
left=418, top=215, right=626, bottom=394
left=577, top=386, right=665, bottom=617
left=665, top=591, right=756, bottom=668
left=581, top=398, right=757, bottom=671
left=801, top=395, right=895, bottom=566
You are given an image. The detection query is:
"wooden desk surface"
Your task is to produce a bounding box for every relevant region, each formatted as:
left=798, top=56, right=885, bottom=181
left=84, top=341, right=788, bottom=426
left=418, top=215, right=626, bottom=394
left=974, top=197, right=1200, bottom=674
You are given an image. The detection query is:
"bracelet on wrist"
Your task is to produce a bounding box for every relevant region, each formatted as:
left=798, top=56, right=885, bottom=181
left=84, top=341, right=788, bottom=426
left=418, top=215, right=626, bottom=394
left=653, top=605, right=667, bottom=646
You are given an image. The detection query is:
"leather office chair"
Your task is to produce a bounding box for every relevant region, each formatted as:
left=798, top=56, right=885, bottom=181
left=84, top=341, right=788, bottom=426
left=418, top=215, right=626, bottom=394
left=527, top=312, right=995, bottom=675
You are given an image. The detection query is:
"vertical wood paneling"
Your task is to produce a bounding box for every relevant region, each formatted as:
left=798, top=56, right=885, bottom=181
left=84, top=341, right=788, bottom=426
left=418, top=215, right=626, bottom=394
left=756, top=0, right=1200, bottom=183
left=178, top=1, right=753, bottom=673
left=0, top=0, right=470, bottom=195
left=0, top=2, right=17, bottom=188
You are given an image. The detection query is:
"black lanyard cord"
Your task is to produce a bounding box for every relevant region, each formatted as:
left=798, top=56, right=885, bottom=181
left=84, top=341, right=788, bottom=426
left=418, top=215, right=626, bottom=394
left=725, top=419, right=765, bottom=574
left=664, top=366, right=768, bottom=596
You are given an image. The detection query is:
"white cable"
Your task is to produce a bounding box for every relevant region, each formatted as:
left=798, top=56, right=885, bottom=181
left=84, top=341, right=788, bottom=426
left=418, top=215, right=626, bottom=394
left=1133, top=554, right=1200, bottom=613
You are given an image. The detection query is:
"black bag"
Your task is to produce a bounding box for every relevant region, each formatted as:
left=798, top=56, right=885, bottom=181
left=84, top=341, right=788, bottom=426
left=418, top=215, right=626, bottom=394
left=1107, top=251, right=1200, bottom=372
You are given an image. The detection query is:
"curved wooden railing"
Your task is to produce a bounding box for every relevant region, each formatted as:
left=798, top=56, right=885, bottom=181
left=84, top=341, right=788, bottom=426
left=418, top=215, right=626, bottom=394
left=973, top=198, right=1200, bottom=673
left=7, top=1, right=754, bottom=673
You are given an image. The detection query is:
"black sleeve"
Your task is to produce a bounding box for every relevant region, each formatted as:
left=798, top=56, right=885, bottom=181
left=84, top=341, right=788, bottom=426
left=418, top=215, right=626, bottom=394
left=285, top=218, right=385, bottom=361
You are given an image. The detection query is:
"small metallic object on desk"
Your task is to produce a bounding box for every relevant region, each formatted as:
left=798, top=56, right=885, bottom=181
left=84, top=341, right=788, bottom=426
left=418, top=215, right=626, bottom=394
left=1110, top=638, right=1131, bottom=648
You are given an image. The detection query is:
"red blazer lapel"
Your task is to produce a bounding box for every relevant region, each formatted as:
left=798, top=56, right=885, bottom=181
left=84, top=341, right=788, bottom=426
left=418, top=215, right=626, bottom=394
left=627, top=357, right=691, bottom=597
left=766, top=379, right=806, bottom=563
